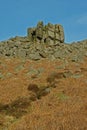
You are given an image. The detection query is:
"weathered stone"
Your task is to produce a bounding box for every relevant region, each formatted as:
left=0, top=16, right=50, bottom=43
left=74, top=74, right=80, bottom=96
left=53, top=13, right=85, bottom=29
left=47, top=23, right=55, bottom=31
left=84, top=52, right=87, bottom=57
left=15, top=64, right=24, bottom=73
left=39, top=51, right=47, bottom=58
left=6, top=72, right=13, bottom=78
left=37, top=67, right=45, bottom=74
left=29, top=52, right=41, bottom=60
left=26, top=67, right=40, bottom=78
left=55, top=33, right=60, bottom=40
left=54, top=50, right=63, bottom=58
left=36, top=21, right=43, bottom=40
left=55, top=24, right=64, bottom=42
left=71, top=74, right=83, bottom=78
left=27, top=21, right=65, bottom=45
left=47, top=30, right=54, bottom=39
left=27, top=28, right=36, bottom=42
left=17, top=49, right=27, bottom=58
left=63, top=71, right=73, bottom=78
left=0, top=73, right=4, bottom=79
left=45, top=38, right=54, bottom=45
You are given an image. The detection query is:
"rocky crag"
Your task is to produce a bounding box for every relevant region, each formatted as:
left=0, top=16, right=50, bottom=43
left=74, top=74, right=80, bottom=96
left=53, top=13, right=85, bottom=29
left=27, top=21, right=64, bottom=44
left=0, top=21, right=87, bottom=61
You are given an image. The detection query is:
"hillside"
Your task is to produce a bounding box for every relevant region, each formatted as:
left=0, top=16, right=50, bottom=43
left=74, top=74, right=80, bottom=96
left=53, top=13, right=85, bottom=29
left=0, top=22, right=87, bottom=130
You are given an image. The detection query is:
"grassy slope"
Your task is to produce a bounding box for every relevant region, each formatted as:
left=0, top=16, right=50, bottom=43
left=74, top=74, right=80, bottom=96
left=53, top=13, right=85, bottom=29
left=0, top=57, right=87, bottom=130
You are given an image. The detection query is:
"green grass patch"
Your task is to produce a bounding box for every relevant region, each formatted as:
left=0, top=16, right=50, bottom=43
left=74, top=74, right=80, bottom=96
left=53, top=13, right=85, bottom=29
left=55, top=92, right=69, bottom=101
left=15, top=64, right=24, bottom=73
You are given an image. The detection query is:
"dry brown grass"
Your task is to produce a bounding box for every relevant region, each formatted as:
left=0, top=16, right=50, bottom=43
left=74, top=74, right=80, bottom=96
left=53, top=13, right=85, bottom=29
left=0, top=57, right=87, bottom=130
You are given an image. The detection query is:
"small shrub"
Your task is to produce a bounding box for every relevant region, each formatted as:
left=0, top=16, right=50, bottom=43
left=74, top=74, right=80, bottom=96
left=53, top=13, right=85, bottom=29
left=7, top=97, right=31, bottom=118
left=27, top=84, right=39, bottom=93
left=29, top=93, right=37, bottom=101
left=0, top=103, right=9, bottom=112
left=46, top=71, right=71, bottom=88
left=46, top=72, right=62, bottom=88
left=0, top=97, right=31, bottom=118
left=10, top=97, right=30, bottom=109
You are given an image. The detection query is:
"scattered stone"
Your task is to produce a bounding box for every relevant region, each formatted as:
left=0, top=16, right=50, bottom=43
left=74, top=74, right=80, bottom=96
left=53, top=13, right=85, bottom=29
left=37, top=87, right=51, bottom=99
left=0, top=73, right=4, bottom=79
left=17, top=49, right=27, bottom=58
left=15, top=64, right=24, bottom=73
left=26, top=67, right=39, bottom=77
left=6, top=72, right=13, bottom=78
left=71, top=74, right=84, bottom=79
left=27, top=84, right=50, bottom=100
left=55, top=65, right=65, bottom=69
left=0, top=21, right=87, bottom=62
left=37, top=67, right=45, bottom=74
left=29, top=53, right=41, bottom=60
left=63, top=71, right=73, bottom=78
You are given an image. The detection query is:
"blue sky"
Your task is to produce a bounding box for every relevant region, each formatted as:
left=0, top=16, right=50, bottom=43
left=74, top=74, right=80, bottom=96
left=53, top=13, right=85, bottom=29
left=0, top=0, right=87, bottom=43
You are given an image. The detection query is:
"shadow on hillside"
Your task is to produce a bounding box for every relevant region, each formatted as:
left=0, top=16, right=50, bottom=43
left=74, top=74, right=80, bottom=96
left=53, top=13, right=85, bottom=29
left=0, top=97, right=31, bottom=118
left=0, top=71, right=72, bottom=119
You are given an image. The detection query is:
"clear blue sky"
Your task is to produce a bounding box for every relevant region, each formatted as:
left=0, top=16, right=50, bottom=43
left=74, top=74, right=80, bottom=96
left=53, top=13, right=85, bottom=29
left=0, top=0, right=87, bottom=43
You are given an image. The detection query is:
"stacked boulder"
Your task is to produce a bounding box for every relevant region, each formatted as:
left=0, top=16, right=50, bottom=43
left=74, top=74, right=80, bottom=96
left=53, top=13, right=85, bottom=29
left=27, top=21, right=64, bottom=45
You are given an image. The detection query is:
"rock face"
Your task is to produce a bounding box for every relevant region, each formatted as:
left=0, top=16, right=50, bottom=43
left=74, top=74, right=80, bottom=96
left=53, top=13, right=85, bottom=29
left=0, top=21, right=87, bottom=61
left=27, top=21, right=64, bottom=45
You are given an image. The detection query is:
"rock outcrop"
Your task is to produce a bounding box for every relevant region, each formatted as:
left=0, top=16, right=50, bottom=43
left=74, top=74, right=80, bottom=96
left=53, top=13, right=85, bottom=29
left=27, top=21, right=64, bottom=45
left=0, top=21, right=87, bottom=62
